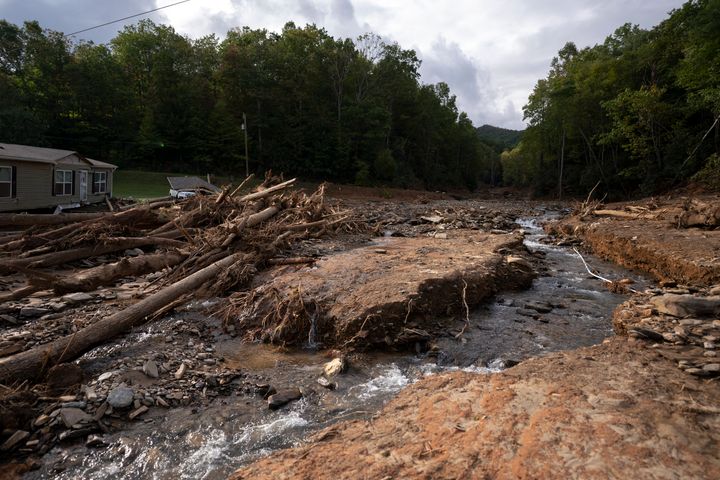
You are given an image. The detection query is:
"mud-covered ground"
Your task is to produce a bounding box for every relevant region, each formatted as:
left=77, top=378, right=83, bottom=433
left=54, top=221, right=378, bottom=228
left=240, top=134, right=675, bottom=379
left=229, top=192, right=720, bottom=480
left=2, top=188, right=718, bottom=479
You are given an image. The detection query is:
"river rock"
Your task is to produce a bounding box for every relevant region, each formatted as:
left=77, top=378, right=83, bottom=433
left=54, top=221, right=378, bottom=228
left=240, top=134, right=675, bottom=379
left=107, top=386, right=134, bottom=409
left=702, top=363, right=720, bottom=373
left=128, top=405, right=149, bottom=420
left=317, top=377, right=337, bottom=390
left=650, top=294, right=720, bottom=318
left=323, top=357, right=347, bottom=377
left=62, top=292, right=93, bottom=304
left=143, top=360, right=159, bottom=378
left=86, top=435, right=108, bottom=448
left=59, top=408, right=92, bottom=428
left=0, top=430, right=30, bottom=451
left=268, top=388, right=303, bottom=410
left=20, top=306, right=50, bottom=318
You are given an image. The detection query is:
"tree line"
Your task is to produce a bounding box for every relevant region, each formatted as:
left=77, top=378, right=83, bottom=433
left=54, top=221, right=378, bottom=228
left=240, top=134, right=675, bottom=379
left=502, top=0, right=720, bottom=197
left=0, top=19, right=497, bottom=190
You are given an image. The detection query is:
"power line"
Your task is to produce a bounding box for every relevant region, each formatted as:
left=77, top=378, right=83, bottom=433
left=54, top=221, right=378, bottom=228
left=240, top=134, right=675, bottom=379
left=65, top=0, right=192, bottom=38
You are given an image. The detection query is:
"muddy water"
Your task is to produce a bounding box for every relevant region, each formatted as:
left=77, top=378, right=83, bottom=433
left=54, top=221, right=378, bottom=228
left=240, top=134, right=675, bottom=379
left=28, top=209, right=651, bottom=480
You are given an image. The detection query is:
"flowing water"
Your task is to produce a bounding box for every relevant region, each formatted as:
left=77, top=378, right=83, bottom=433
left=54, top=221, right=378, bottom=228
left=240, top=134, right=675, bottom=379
left=27, top=209, right=651, bottom=479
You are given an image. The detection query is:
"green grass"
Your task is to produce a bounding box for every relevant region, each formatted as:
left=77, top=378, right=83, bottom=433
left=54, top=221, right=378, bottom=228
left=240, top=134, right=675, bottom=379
left=113, top=170, right=246, bottom=200
left=113, top=170, right=182, bottom=200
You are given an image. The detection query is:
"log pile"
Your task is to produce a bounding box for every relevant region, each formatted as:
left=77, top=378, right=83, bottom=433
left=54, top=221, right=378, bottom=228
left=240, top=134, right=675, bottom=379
left=0, top=174, right=349, bottom=385
left=677, top=198, right=720, bottom=229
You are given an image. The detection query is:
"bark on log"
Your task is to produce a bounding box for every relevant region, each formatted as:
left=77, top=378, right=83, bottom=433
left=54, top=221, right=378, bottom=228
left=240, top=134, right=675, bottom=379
left=0, top=253, right=245, bottom=384
left=0, top=237, right=186, bottom=273
left=53, top=251, right=187, bottom=294
left=0, top=213, right=110, bottom=227
left=0, top=285, right=41, bottom=303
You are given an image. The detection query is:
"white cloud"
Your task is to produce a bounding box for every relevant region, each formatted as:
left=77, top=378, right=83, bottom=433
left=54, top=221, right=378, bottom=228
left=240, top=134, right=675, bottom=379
left=1, top=0, right=686, bottom=129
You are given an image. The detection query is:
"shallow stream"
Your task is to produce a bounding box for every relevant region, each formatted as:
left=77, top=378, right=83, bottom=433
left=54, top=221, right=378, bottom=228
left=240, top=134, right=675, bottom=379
left=28, top=208, right=651, bottom=479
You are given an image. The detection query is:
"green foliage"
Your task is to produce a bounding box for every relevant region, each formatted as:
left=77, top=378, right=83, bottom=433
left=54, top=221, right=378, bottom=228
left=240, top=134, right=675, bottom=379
left=476, top=124, right=523, bottom=150
left=512, top=1, right=720, bottom=198
left=0, top=19, right=495, bottom=190
left=692, top=154, right=720, bottom=189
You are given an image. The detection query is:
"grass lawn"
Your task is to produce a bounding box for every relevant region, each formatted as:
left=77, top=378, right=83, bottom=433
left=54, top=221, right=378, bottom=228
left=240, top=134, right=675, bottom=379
left=113, top=170, right=181, bottom=200
left=113, top=170, right=246, bottom=200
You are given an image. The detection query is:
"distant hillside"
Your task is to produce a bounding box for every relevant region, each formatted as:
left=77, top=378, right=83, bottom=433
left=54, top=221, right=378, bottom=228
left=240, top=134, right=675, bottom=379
left=476, top=125, right=523, bottom=151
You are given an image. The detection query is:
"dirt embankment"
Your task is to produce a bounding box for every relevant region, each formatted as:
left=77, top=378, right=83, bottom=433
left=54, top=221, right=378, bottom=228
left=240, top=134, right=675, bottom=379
left=230, top=193, right=720, bottom=480
left=232, top=337, right=720, bottom=480
left=228, top=231, right=534, bottom=349
left=546, top=194, right=720, bottom=286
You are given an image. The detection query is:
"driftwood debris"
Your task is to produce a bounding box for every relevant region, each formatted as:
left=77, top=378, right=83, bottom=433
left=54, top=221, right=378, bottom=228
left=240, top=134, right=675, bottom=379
left=0, top=173, right=349, bottom=385
left=677, top=199, right=720, bottom=228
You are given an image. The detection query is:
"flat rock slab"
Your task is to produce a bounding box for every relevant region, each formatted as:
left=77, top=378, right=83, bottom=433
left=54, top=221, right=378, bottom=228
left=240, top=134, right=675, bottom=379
left=231, top=338, right=720, bottom=479
left=235, top=231, right=533, bottom=348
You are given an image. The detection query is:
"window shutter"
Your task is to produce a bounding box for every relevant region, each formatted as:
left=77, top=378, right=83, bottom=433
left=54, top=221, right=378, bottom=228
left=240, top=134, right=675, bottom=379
left=51, top=168, right=55, bottom=196
left=71, top=170, right=76, bottom=196
left=11, top=166, right=16, bottom=198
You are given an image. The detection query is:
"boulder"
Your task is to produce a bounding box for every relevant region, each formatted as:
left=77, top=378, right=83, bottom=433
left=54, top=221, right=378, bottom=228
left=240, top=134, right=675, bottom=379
left=107, top=385, right=134, bottom=409
left=650, top=294, right=720, bottom=318
left=323, top=358, right=347, bottom=377
left=267, top=388, right=302, bottom=410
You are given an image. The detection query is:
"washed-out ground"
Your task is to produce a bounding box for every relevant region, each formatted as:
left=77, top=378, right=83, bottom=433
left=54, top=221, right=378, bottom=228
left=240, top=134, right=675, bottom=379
left=1, top=188, right=718, bottom=479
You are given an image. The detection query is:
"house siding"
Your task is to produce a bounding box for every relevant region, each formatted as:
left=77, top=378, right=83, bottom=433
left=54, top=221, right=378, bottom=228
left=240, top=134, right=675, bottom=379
left=0, top=157, right=115, bottom=212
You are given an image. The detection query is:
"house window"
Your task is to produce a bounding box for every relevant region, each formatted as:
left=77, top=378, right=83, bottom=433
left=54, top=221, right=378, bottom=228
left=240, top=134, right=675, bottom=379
left=0, top=166, right=13, bottom=198
left=54, top=170, right=73, bottom=196
left=92, top=171, right=107, bottom=194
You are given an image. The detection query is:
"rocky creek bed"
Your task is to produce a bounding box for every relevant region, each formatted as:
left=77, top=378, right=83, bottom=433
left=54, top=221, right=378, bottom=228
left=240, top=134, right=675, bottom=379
left=1, top=191, right=717, bottom=479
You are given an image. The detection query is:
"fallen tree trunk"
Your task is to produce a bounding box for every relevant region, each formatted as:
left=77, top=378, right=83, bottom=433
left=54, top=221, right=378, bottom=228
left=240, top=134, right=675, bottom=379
left=0, top=252, right=244, bottom=384
left=0, top=237, right=186, bottom=273
left=0, top=212, right=111, bottom=227
left=0, top=285, right=41, bottom=303
left=53, top=251, right=187, bottom=294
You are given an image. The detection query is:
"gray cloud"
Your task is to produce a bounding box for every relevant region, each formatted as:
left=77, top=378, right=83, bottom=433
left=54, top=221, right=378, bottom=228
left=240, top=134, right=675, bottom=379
left=0, top=0, right=167, bottom=43
left=0, top=0, right=687, bottom=128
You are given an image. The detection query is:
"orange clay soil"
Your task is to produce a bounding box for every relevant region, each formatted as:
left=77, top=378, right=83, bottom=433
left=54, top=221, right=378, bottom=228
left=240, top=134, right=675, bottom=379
left=546, top=193, right=720, bottom=286
left=231, top=336, right=720, bottom=480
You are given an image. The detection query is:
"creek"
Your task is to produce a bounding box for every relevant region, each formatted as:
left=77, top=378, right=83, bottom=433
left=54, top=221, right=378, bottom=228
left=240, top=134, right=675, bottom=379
left=27, top=208, right=651, bottom=479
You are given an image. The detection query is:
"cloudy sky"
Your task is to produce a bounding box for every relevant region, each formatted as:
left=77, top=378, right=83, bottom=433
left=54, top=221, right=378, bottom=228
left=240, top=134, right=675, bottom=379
left=1, top=0, right=686, bottom=129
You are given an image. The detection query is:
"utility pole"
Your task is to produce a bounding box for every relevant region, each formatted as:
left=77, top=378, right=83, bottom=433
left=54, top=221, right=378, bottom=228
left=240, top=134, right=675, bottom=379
left=558, top=127, right=565, bottom=200
left=242, top=112, right=249, bottom=177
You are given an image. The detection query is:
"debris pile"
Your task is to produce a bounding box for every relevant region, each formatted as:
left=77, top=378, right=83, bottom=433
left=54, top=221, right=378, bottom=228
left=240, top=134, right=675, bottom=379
left=0, top=175, right=348, bottom=386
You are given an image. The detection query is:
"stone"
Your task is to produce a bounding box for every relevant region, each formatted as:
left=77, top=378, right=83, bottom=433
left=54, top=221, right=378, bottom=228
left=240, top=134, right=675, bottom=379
left=506, top=256, right=533, bottom=272
left=515, top=308, right=540, bottom=318
left=59, top=408, right=92, bottom=428
left=128, top=405, right=149, bottom=420
left=710, top=285, right=720, bottom=296
left=92, top=403, right=109, bottom=421
left=107, top=386, right=134, bottom=409
left=524, top=301, right=553, bottom=314
left=125, top=248, right=144, bottom=257
left=19, top=306, right=50, bottom=318
left=84, top=386, right=98, bottom=402
left=267, top=388, right=303, bottom=410
left=34, top=415, right=50, bottom=427
left=1, top=430, right=30, bottom=451
left=0, top=314, right=18, bottom=324
left=323, top=357, right=347, bottom=377
left=702, top=363, right=720, bottom=373
left=317, top=377, right=336, bottom=390
left=62, top=292, right=94, bottom=304
left=61, top=401, right=87, bottom=409
left=704, top=342, right=716, bottom=350
left=59, top=428, right=96, bottom=442
left=174, top=363, right=187, bottom=379
left=86, top=435, right=108, bottom=448
left=98, top=371, right=115, bottom=382
left=650, top=294, right=720, bottom=318
left=143, top=360, right=159, bottom=378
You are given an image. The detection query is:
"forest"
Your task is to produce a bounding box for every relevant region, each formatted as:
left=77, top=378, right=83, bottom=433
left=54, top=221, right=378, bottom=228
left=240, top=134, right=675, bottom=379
left=0, top=19, right=496, bottom=190
left=504, top=0, right=720, bottom=197
left=1, top=0, right=718, bottom=196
